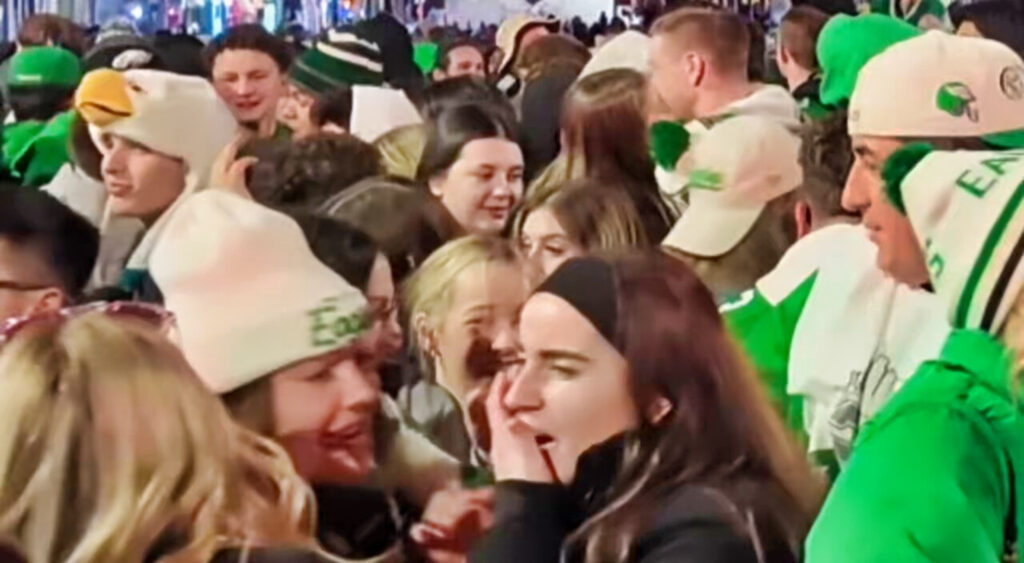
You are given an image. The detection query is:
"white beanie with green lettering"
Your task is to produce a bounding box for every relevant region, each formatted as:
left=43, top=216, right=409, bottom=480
left=883, top=144, right=1024, bottom=332
left=150, top=190, right=370, bottom=393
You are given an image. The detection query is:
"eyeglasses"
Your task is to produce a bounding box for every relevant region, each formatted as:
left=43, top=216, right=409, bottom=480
left=0, top=301, right=175, bottom=348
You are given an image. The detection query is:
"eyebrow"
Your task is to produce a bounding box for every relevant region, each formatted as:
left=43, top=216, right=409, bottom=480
left=461, top=304, right=494, bottom=318
left=538, top=349, right=590, bottom=364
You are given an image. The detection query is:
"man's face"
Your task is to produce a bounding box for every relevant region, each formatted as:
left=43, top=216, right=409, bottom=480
left=211, top=49, right=286, bottom=125
left=0, top=239, right=61, bottom=323
left=649, top=34, right=698, bottom=121
left=445, top=45, right=486, bottom=79
left=843, top=135, right=930, bottom=285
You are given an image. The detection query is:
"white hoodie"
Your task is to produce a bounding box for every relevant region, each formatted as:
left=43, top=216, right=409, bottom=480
left=657, top=84, right=802, bottom=217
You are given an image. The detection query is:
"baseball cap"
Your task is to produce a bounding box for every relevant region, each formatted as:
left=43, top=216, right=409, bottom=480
left=849, top=31, right=1024, bottom=148
left=9, top=46, right=82, bottom=89
left=495, top=14, right=560, bottom=76
left=662, top=116, right=803, bottom=257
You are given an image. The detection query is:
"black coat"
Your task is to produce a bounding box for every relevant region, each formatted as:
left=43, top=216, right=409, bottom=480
left=470, top=435, right=803, bottom=563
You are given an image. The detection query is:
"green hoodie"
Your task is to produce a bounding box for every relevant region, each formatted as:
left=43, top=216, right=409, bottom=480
left=2, top=111, right=75, bottom=187
left=806, top=329, right=1023, bottom=562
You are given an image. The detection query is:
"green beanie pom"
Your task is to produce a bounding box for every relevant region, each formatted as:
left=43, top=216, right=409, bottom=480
left=881, top=142, right=934, bottom=215
left=649, top=120, right=690, bottom=171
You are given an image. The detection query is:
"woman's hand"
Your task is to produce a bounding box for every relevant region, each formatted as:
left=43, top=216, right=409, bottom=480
left=486, top=370, right=557, bottom=484
left=210, top=132, right=258, bottom=199
left=410, top=485, right=495, bottom=562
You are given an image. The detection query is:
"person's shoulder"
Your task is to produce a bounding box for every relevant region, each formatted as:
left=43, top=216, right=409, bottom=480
left=634, top=484, right=800, bottom=563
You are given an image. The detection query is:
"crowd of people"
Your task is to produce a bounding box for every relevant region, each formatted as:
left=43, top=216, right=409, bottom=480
left=0, top=0, right=1023, bottom=561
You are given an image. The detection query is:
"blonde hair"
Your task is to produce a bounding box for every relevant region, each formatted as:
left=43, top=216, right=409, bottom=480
left=515, top=179, right=648, bottom=253
left=664, top=194, right=798, bottom=299
left=404, top=236, right=522, bottom=384
left=0, top=313, right=316, bottom=563
left=374, top=124, right=426, bottom=180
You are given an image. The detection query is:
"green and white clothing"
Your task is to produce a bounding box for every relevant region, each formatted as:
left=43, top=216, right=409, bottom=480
left=806, top=329, right=1023, bottom=562
left=723, top=223, right=950, bottom=465
left=654, top=84, right=801, bottom=218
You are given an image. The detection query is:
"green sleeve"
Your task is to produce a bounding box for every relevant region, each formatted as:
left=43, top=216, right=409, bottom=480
left=806, top=405, right=1008, bottom=562
left=723, top=274, right=815, bottom=438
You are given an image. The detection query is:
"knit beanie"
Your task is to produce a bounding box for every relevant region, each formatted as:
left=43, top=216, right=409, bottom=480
left=84, top=18, right=163, bottom=73
left=817, top=14, right=921, bottom=107
left=289, top=30, right=384, bottom=96
left=883, top=144, right=1024, bottom=332
left=74, top=68, right=238, bottom=269
left=150, top=190, right=370, bottom=394
left=9, top=46, right=82, bottom=89
left=849, top=31, right=1024, bottom=148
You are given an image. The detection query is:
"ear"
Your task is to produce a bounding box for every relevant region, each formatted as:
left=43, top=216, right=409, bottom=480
left=777, top=45, right=790, bottom=66
left=794, top=200, right=813, bottom=240
left=432, top=68, right=446, bottom=82
left=428, top=174, right=446, bottom=198
left=413, top=312, right=440, bottom=359
left=683, top=52, right=705, bottom=87
left=31, top=288, right=65, bottom=315
left=645, top=395, right=674, bottom=425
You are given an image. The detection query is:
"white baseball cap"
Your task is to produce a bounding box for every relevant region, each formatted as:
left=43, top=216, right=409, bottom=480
left=849, top=31, right=1024, bottom=148
left=662, top=116, right=803, bottom=257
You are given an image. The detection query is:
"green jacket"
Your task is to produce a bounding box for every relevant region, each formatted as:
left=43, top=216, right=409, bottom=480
left=2, top=111, right=75, bottom=187
left=806, top=329, right=1023, bottom=562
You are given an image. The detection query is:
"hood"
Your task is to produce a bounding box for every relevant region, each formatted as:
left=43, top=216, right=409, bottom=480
left=74, top=68, right=238, bottom=270
left=724, top=84, right=802, bottom=132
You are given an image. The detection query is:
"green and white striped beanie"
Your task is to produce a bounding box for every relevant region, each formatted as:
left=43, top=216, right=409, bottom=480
left=289, top=30, right=384, bottom=95
left=884, top=144, right=1024, bottom=332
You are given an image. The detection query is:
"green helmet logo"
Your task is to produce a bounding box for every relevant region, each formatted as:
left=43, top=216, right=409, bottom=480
left=936, top=82, right=979, bottom=123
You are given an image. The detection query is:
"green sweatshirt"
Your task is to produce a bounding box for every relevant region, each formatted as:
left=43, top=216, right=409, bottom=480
left=869, top=0, right=948, bottom=28
left=806, top=329, right=1023, bottom=562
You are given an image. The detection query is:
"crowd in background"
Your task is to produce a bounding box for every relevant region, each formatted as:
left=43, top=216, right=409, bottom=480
left=0, top=0, right=1023, bottom=561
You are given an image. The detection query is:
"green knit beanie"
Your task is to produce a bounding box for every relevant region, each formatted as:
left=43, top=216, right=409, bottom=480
left=290, top=32, right=384, bottom=96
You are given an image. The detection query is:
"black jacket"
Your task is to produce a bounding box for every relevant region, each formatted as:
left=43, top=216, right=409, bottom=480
left=470, top=435, right=803, bottom=563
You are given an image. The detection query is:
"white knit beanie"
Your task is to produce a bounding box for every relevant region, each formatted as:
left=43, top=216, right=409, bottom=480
left=884, top=144, right=1024, bottom=332
left=150, top=191, right=370, bottom=394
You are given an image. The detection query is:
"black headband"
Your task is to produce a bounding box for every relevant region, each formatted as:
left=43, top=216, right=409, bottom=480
left=534, top=257, right=620, bottom=352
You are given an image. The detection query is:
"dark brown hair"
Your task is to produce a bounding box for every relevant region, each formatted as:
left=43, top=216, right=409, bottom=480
left=515, top=34, right=591, bottom=83
left=559, top=69, right=672, bottom=242
left=780, top=6, right=829, bottom=71
left=799, top=110, right=854, bottom=219
left=567, top=252, right=824, bottom=561
left=17, top=14, right=86, bottom=54
left=650, top=8, right=750, bottom=78
left=247, top=133, right=383, bottom=210
left=203, top=24, right=293, bottom=75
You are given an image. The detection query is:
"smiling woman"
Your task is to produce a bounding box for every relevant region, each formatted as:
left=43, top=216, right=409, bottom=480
left=417, top=103, right=524, bottom=236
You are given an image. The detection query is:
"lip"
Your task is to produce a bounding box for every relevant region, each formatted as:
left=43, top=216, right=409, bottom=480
left=483, top=207, right=510, bottom=220
left=234, top=100, right=262, bottom=111
left=106, top=182, right=133, bottom=198
left=320, top=419, right=374, bottom=449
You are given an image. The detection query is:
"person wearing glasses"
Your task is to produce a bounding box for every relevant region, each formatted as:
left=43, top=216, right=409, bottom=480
left=0, top=187, right=99, bottom=324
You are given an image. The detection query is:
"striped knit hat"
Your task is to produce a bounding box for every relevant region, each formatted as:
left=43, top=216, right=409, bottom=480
left=289, top=30, right=384, bottom=95
left=883, top=144, right=1024, bottom=332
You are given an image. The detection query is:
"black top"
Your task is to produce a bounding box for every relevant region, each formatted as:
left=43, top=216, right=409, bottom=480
left=470, top=434, right=804, bottom=563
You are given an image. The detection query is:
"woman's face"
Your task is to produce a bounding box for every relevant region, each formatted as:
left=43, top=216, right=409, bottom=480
left=430, top=138, right=524, bottom=236
left=277, top=83, right=319, bottom=139
left=99, top=134, right=186, bottom=223
left=520, top=207, right=584, bottom=278
left=270, top=341, right=381, bottom=486
left=431, top=261, right=528, bottom=406
left=503, top=293, right=638, bottom=483
left=366, top=253, right=402, bottom=359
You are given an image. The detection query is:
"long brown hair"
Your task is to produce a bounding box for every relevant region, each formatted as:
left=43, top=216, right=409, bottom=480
left=567, top=252, right=824, bottom=561
left=540, top=69, right=672, bottom=242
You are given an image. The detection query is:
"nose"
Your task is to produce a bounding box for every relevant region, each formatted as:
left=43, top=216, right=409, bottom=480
left=329, top=355, right=380, bottom=414
left=503, top=363, right=543, bottom=413
left=841, top=163, right=870, bottom=214
left=491, top=317, right=520, bottom=362
left=235, top=77, right=255, bottom=96
left=101, top=145, right=127, bottom=178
